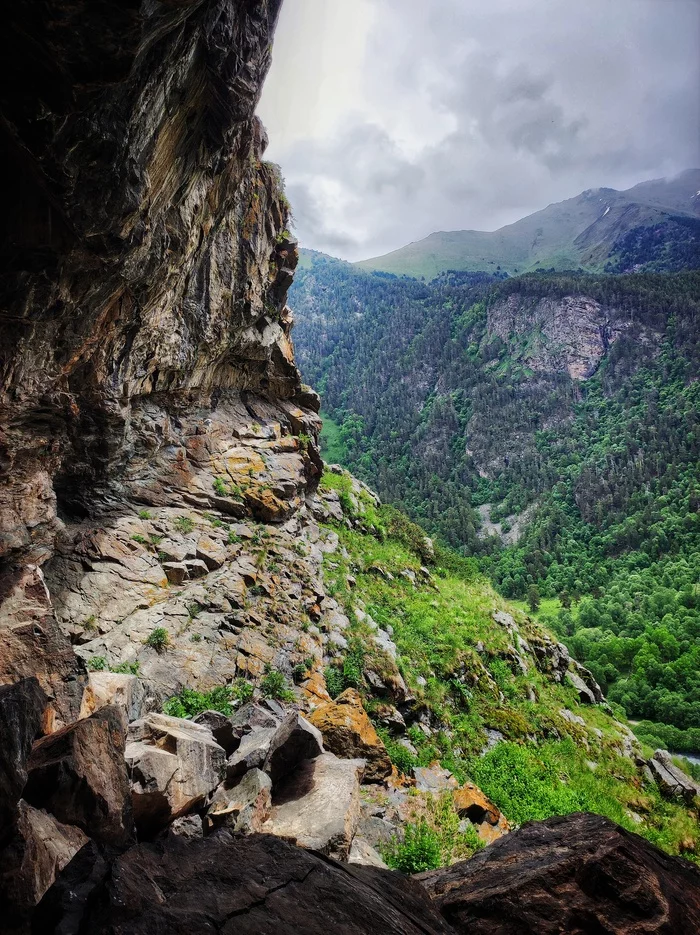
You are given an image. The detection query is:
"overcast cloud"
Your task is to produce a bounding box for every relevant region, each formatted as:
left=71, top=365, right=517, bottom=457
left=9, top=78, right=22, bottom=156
left=258, top=0, right=700, bottom=261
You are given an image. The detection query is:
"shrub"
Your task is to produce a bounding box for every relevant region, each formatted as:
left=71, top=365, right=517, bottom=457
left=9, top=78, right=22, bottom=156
left=260, top=667, right=295, bottom=702
left=131, top=534, right=148, bottom=545
left=163, top=684, right=236, bottom=718
left=324, top=665, right=345, bottom=699
left=231, top=678, right=255, bottom=704
left=138, top=509, right=152, bottom=520
left=145, top=627, right=170, bottom=652
left=342, top=646, right=365, bottom=688
left=213, top=477, right=228, bottom=496
left=86, top=655, right=107, bottom=671
left=110, top=660, right=140, bottom=675
left=382, top=819, right=442, bottom=873
left=173, top=516, right=194, bottom=534
left=190, top=632, right=202, bottom=642
left=468, top=742, right=582, bottom=825
left=227, top=528, right=241, bottom=545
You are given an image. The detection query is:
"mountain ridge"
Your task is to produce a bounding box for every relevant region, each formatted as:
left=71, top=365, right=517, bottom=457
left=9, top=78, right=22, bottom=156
left=353, top=169, right=700, bottom=278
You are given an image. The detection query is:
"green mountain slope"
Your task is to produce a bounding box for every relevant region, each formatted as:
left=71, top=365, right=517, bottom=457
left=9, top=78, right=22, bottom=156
left=355, top=169, right=700, bottom=278
left=316, top=468, right=700, bottom=859
left=289, top=255, right=700, bottom=747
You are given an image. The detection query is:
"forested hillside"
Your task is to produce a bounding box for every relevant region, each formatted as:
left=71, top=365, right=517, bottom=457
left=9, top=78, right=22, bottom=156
left=290, top=255, right=700, bottom=746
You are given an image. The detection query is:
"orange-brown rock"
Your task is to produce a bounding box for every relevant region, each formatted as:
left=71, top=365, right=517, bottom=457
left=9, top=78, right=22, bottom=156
left=453, top=782, right=510, bottom=845
left=308, top=689, right=392, bottom=782
left=301, top=671, right=332, bottom=707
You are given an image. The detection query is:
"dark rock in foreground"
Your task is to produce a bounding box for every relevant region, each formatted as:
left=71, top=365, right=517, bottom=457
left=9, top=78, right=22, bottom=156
left=417, top=812, right=700, bottom=934
left=36, top=831, right=453, bottom=935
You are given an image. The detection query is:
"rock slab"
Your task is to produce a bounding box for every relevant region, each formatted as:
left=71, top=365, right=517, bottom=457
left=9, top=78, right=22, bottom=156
left=36, top=832, right=453, bottom=935
left=263, top=752, right=365, bottom=860
left=417, top=812, right=700, bottom=934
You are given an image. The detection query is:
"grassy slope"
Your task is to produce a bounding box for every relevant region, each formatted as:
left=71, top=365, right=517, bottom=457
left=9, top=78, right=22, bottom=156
left=319, top=470, right=700, bottom=859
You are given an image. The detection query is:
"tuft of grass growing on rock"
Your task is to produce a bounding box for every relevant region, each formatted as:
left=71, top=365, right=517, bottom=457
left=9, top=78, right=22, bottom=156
left=173, top=516, right=194, bottom=534
left=260, top=666, right=295, bottom=702
left=145, top=627, right=170, bottom=652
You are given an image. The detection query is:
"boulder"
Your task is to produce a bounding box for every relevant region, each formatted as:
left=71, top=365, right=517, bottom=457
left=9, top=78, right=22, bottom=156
left=263, top=711, right=324, bottom=784
left=566, top=669, right=597, bottom=704
left=417, top=812, right=700, bottom=934
left=193, top=709, right=238, bottom=754
left=569, top=660, right=604, bottom=702
left=452, top=783, right=510, bottom=845
left=649, top=749, right=700, bottom=804
left=36, top=832, right=453, bottom=935
left=0, top=677, right=47, bottom=845
left=79, top=671, right=153, bottom=724
left=226, top=726, right=278, bottom=781
left=125, top=713, right=226, bottom=833
left=0, top=801, right=89, bottom=934
left=0, top=566, right=86, bottom=730
left=413, top=762, right=459, bottom=793
left=308, top=689, right=392, bottom=782
left=23, top=707, right=133, bottom=848
left=163, top=814, right=204, bottom=839
left=207, top=768, right=272, bottom=833
left=263, top=753, right=365, bottom=860
left=349, top=837, right=389, bottom=868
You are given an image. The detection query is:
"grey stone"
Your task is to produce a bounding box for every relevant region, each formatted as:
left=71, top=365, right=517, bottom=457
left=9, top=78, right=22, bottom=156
left=263, top=753, right=365, bottom=861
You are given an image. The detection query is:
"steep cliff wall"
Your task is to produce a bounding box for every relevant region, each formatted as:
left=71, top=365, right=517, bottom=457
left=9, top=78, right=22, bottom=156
left=0, top=0, right=321, bottom=725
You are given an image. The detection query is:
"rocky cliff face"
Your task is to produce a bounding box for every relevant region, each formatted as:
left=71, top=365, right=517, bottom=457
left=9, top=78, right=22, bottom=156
left=485, top=293, right=657, bottom=381
left=2, top=4, right=700, bottom=934
left=0, top=0, right=323, bottom=726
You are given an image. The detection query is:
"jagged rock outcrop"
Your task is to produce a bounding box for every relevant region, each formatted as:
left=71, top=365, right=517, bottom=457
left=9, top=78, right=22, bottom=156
left=23, top=707, right=134, bottom=848
left=0, top=0, right=322, bottom=708
left=308, top=688, right=393, bottom=782
left=486, top=294, right=657, bottom=380
left=648, top=749, right=700, bottom=805
left=417, top=812, right=700, bottom=934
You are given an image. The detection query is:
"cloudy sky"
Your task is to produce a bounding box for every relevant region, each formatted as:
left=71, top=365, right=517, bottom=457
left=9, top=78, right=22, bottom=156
left=258, top=0, right=700, bottom=262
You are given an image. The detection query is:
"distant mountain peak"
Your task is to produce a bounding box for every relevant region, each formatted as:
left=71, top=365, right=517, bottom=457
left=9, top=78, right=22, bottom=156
left=355, top=170, right=700, bottom=279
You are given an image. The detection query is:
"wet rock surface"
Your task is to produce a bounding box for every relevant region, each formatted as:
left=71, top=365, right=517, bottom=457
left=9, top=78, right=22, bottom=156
left=417, top=812, right=700, bottom=934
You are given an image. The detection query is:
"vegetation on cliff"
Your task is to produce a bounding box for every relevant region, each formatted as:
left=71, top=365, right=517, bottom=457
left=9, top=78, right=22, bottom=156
left=291, top=258, right=700, bottom=745
left=316, top=469, right=700, bottom=859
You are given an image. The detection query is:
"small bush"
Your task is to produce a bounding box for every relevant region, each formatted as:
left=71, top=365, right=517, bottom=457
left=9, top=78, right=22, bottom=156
left=213, top=477, right=228, bottom=496
left=145, top=627, right=170, bottom=652
left=324, top=665, right=346, bottom=699
left=163, top=685, right=236, bottom=718
left=260, top=667, right=295, bottom=702
left=190, top=632, right=202, bottom=642
left=227, top=528, right=241, bottom=545
left=110, top=660, right=140, bottom=675
left=232, top=678, right=255, bottom=704
left=342, top=646, right=365, bottom=688
left=131, top=534, right=148, bottom=545
left=173, top=516, right=194, bottom=534
left=138, top=509, right=152, bottom=520
left=87, top=655, right=107, bottom=671
left=383, top=819, right=442, bottom=873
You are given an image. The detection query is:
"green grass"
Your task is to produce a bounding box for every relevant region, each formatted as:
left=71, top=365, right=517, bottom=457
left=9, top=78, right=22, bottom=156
left=319, top=412, right=348, bottom=465
left=315, top=480, right=700, bottom=860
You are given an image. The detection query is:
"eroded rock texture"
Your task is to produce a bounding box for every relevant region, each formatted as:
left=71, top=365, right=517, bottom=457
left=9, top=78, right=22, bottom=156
left=35, top=832, right=454, bottom=935
left=417, top=812, right=700, bottom=935
left=0, top=0, right=322, bottom=703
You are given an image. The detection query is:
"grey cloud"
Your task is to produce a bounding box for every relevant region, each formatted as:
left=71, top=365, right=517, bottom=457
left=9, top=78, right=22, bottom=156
left=263, top=0, right=700, bottom=260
